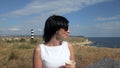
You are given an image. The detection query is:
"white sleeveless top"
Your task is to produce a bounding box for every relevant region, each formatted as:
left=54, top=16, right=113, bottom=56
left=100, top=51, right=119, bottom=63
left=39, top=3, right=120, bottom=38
left=39, top=41, right=70, bottom=68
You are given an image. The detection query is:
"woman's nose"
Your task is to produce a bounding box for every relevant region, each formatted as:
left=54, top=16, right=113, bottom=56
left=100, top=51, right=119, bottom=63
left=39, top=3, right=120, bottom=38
left=67, top=29, right=70, bottom=33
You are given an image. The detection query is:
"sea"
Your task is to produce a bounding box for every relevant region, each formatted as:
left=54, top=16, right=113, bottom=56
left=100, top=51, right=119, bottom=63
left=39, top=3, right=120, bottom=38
left=87, top=37, right=120, bottom=48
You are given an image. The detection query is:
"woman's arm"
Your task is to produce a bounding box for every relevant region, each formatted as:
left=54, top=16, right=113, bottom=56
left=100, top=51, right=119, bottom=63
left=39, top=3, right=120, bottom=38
left=33, top=45, right=42, bottom=68
left=67, top=42, right=76, bottom=68
left=68, top=42, right=75, bottom=61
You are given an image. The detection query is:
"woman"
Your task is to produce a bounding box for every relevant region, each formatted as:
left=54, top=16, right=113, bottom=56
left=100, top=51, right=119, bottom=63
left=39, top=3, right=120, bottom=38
left=33, top=15, right=76, bottom=68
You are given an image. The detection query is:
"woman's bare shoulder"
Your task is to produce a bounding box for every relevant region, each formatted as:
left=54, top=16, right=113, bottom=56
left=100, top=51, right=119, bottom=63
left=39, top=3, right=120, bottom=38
left=34, top=45, right=41, bottom=52
left=67, top=42, right=72, bottom=47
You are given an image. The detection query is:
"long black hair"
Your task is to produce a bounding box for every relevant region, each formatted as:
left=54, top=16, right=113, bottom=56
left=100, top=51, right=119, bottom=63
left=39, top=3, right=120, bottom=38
left=43, top=15, right=69, bottom=43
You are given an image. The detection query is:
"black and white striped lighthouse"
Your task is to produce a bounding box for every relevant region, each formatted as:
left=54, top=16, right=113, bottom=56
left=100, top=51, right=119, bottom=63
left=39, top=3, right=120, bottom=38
left=31, top=29, right=34, bottom=39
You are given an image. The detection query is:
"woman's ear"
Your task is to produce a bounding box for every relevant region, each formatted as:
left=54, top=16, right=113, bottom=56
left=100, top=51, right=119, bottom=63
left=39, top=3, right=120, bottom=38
left=55, top=30, right=59, bottom=35
left=56, top=29, right=60, bottom=34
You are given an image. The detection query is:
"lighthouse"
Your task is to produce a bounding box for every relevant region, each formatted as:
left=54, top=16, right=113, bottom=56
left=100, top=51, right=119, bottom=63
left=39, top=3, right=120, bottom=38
left=31, top=29, right=34, bottom=40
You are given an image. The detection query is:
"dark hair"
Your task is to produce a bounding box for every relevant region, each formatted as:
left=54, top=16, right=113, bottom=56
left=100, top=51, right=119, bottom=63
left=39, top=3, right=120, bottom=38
left=43, top=15, right=69, bottom=43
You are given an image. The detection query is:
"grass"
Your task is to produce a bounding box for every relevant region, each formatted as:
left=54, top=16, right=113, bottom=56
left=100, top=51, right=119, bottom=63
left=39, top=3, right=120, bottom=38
left=0, top=36, right=120, bottom=68
left=73, top=46, right=120, bottom=68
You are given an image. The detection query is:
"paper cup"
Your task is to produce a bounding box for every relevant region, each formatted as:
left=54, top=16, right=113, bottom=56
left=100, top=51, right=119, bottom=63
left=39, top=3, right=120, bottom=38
left=65, top=60, right=76, bottom=65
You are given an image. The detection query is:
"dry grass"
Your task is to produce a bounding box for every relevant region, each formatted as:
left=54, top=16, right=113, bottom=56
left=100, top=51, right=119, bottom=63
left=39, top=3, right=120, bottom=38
left=73, top=45, right=120, bottom=68
left=0, top=36, right=120, bottom=68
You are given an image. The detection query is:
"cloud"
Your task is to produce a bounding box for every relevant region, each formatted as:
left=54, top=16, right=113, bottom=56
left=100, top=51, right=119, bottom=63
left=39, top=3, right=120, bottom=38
left=69, top=24, right=88, bottom=36
left=0, top=27, right=21, bottom=36
left=95, top=21, right=120, bottom=30
left=95, top=15, right=120, bottom=21
left=86, top=21, right=120, bottom=37
left=69, top=20, right=120, bottom=37
left=0, top=0, right=109, bottom=17
left=0, top=18, right=7, bottom=23
left=0, top=27, right=21, bottom=32
left=8, top=28, right=21, bottom=31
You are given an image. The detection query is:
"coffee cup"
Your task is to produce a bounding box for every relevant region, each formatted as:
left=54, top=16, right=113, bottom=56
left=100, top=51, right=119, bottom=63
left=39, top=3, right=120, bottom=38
left=65, top=60, right=76, bottom=65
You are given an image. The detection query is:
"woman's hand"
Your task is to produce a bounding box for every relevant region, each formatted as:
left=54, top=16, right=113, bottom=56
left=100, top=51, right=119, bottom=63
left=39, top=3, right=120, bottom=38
left=65, top=60, right=76, bottom=68
left=65, top=64, right=76, bottom=68
left=59, top=64, right=75, bottom=68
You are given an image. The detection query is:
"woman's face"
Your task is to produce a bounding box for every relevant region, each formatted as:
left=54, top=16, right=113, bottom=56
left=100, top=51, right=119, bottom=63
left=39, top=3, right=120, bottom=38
left=56, top=28, right=70, bottom=40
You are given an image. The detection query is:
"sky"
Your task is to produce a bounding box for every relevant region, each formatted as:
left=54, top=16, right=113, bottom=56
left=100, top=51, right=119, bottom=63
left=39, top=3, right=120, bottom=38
left=0, top=0, right=120, bottom=37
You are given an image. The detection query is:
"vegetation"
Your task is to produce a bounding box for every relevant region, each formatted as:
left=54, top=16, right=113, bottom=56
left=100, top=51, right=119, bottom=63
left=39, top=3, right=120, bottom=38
left=0, top=36, right=120, bottom=68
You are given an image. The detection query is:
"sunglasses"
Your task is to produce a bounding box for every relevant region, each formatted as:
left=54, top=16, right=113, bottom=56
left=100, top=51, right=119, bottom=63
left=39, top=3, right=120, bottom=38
left=63, top=27, right=68, bottom=31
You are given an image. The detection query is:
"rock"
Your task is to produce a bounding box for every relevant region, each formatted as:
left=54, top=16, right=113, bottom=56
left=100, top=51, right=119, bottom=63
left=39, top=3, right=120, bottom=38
left=87, top=57, right=120, bottom=68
